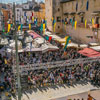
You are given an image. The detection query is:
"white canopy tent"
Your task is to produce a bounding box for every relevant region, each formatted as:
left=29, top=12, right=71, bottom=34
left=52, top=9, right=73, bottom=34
left=24, top=36, right=33, bottom=43
left=62, top=42, right=78, bottom=48
left=0, top=38, right=8, bottom=45
left=89, top=43, right=99, bottom=46
left=41, top=43, right=59, bottom=53
left=79, top=44, right=88, bottom=48
left=9, top=40, right=22, bottom=50
left=90, top=46, right=100, bottom=51
left=34, top=37, right=46, bottom=45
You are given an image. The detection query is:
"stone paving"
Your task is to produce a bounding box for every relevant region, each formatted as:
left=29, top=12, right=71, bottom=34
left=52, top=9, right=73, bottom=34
left=11, top=82, right=100, bottom=100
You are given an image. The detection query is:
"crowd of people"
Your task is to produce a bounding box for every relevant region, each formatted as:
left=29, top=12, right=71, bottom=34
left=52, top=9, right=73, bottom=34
left=0, top=33, right=100, bottom=100
left=18, top=48, right=82, bottom=65
left=26, top=62, right=100, bottom=88
left=0, top=53, right=16, bottom=97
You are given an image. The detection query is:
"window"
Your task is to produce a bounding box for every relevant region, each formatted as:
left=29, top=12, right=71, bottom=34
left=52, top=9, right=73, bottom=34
left=73, top=16, right=75, bottom=22
left=96, top=17, right=99, bottom=24
left=81, top=16, right=84, bottom=23
left=58, top=8, right=60, bottom=12
left=57, top=16, right=61, bottom=22
left=58, top=26, right=60, bottom=29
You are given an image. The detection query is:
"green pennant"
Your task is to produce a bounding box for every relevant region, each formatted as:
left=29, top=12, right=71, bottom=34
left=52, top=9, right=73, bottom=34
left=3, top=29, right=5, bottom=33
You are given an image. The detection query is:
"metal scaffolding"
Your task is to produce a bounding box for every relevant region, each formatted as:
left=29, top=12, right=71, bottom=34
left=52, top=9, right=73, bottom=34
left=13, top=57, right=100, bottom=74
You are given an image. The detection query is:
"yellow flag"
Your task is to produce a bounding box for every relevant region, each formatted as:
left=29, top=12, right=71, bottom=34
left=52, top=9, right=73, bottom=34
left=75, top=21, right=77, bottom=30
left=8, top=24, right=11, bottom=32
left=52, top=17, right=53, bottom=21
left=4, top=59, right=7, bottom=64
left=92, top=18, right=94, bottom=25
left=29, top=24, right=31, bottom=30
left=32, top=17, right=34, bottom=22
left=54, top=23, right=56, bottom=32
left=18, top=25, right=21, bottom=31
left=85, top=20, right=87, bottom=28
left=43, top=23, right=45, bottom=29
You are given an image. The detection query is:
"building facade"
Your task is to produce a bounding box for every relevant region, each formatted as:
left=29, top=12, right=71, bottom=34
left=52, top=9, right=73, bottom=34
left=45, top=0, right=100, bottom=43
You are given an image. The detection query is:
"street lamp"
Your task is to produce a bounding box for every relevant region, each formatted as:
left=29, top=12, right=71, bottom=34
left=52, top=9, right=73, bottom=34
left=13, top=3, right=21, bottom=100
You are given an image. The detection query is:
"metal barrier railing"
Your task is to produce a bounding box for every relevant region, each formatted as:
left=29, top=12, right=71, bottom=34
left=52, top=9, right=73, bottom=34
left=12, top=57, right=100, bottom=74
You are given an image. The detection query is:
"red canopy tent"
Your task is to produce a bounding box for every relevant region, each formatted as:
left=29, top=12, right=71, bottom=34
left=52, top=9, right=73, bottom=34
left=78, top=48, right=100, bottom=57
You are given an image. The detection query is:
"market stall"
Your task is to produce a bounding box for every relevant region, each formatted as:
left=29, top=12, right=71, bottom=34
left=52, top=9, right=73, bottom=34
left=90, top=46, right=100, bottom=51
left=78, top=48, right=100, bottom=57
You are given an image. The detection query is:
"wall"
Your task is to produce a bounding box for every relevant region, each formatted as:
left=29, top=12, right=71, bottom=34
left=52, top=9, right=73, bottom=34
left=45, top=0, right=53, bottom=31
left=61, top=0, right=100, bottom=43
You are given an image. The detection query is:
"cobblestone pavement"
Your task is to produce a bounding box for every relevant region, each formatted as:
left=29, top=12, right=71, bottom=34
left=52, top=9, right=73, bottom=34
left=11, top=82, right=100, bottom=100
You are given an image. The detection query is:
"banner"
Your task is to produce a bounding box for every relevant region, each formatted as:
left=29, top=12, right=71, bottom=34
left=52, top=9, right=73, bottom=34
left=75, top=21, right=77, bottom=30
left=29, top=24, right=31, bottom=30
left=32, top=17, right=34, bottom=22
left=92, top=18, right=94, bottom=25
left=8, top=24, right=11, bottom=32
left=54, top=23, right=56, bottom=32
left=43, top=23, right=45, bottom=33
left=18, top=25, right=21, bottom=31
left=21, top=24, right=23, bottom=31
left=85, top=19, right=87, bottom=28
left=64, top=36, right=71, bottom=51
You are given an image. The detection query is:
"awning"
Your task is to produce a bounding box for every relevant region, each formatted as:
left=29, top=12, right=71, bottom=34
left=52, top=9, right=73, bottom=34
left=89, top=43, right=99, bottom=46
left=90, top=46, right=100, bottom=51
left=69, top=12, right=76, bottom=15
left=64, top=12, right=69, bottom=15
left=91, top=11, right=100, bottom=15
left=78, top=48, right=100, bottom=57
left=41, top=43, right=59, bottom=53
left=77, top=11, right=85, bottom=15
left=79, top=44, right=88, bottom=48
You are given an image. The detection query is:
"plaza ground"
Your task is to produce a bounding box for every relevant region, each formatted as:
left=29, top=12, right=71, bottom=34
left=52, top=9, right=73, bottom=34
left=10, top=82, right=100, bottom=100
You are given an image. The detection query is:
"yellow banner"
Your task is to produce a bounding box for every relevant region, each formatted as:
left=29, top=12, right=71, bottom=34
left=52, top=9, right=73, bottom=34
left=92, top=18, right=94, bottom=25
left=8, top=24, right=11, bottom=32
left=75, top=21, right=77, bottom=30
left=29, top=24, right=31, bottom=30
left=43, top=23, right=45, bottom=29
left=85, top=20, right=87, bottom=28
left=54, top=23, right=56, bottom=32
left=32, top=17, right=34, bottom=22
left=18, top=25, right=21, bottom=31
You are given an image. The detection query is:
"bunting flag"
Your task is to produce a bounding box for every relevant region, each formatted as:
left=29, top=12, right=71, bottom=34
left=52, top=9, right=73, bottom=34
left=40, top=23, right=43, bottom=34
left=4, top=59, right=7, bottom=64
left=43, top=23, right=45, bottom=33
left=76, top=1, right=78, bottom=11
left=72, top=21, right=75, bottom=28
left=18, top=25, right=21, bottom=31
left=86, top=0, right=89, bottom=11
left=32, top=17, right=34, bottom=22
left=52, top=17, right=53, bottom=21
left=85, top=19, right=87, bottom=28
left=54, top=22, right=56, bottom=32
left=45, top=20, right=47, bottom=28
left=3, top=29, right=5, bottom=33
left=7, top=24, right=11, bottom=32
left=92, top=18, right=94, bottom=25
left=21, top=24, right=23, bottom=32
left=75, top=21, right=77, bottom=30
left=46, top=36, right=49, bottom=40
left=29, top=24, right=31, bottom=30
left=64, top=36, right=71, bottom=51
